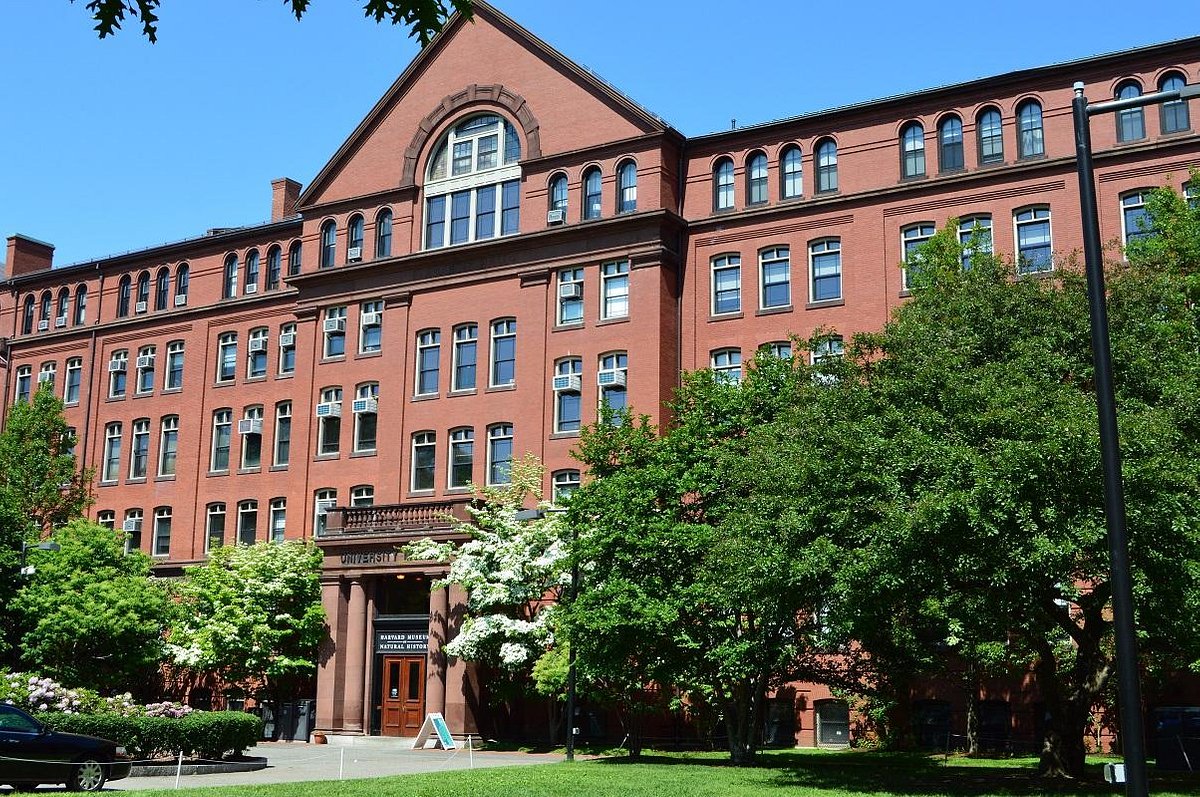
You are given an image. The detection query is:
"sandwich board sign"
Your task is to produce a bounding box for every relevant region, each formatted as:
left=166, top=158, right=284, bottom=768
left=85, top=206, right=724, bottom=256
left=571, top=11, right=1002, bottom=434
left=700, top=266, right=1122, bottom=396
left=413, top=712, right=457, bottom=750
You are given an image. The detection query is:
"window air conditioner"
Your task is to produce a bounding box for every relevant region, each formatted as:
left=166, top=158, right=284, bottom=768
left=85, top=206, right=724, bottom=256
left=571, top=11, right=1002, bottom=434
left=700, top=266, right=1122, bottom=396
left=248, top=338, right=268, bottom=353
left=37, top=319, right=49, bottom=331
left=551, top=374, right=582, bottom=392
left=315, top=402, right=342, bottom=418
left=135, top=301, right=147, bottom=313
left=174, top=294, right=188, bottom=306
left=360, top=311, right=381, bottom=327
left=547, top=209, right=566, bottom=225
left=597, top=370, right=627, bottom=387
left=238, top=418, right=263, bottom=435
left=558, top=282, right=582, bottom=300
left=108, top=359, right=127, bottom=373
left=347, top=247, right=363, bottom=262
left=55, top=316, right=67, bottom=328
left=122, top=518, right=142, bottom=533
left=278, top=332, right=296, bottom=347
left=245, top=283, right=258, bottom=294
left=136, top=354, right=155, bottom=370
left=323, top=318, right=345, bottom=334
left=351, top=397, right=378, bottom=414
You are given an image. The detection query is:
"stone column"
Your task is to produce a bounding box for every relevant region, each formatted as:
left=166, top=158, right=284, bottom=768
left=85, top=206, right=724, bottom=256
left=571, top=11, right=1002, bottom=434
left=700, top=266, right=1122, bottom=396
left=342, top=577, right=368, bottom=732
left=427, top=586, right=449, bottom=716
left=314, top=579, right=342, bottom=732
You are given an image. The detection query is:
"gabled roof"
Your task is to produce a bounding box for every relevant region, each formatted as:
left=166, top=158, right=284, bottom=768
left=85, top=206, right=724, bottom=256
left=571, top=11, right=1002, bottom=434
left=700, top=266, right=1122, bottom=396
left=296, top=1, right=671, bottom=208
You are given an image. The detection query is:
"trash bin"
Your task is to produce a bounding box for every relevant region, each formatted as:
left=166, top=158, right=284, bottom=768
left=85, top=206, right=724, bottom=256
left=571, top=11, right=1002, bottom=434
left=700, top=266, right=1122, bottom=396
left=277, top=702, right=296, bottom=741
left=294, top=700, right=315, bottom=742
left=260, top=703, right=276, bottom=740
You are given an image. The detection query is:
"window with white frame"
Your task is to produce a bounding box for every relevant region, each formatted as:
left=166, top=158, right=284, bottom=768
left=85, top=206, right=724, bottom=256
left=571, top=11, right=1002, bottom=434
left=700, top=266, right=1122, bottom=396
left=712, top=254, right=741, bottom=315
left=247, top=327, right=268, bottom=379
left=206, top=503, right=226, bottom=551
left=490, top=319, right=517, bottom=387
left=598, top=352, right=628, bottom=420
left=759, top=246, right=790, bottom=309
left=108, top=350, right=128, bottom=398
left=118, top=508, right=142, bottom=553
left=211, top=409, right=232, bottom=471
left=314, top=489, right=337, bottom=537
left=347, top=215, right=364, bottom=262
left=416, top=329, right=441, bottom=395
left=549, top=173, right=568, bottom=215
left=245, top=249, right=260, bottom=295
left=237, top=500, right=258, bottom=546
left=152, top=507, right=171, bottom=557
left=318, top=387, right=342, bottom=455
left=159, top=415, right=178, bottom=477
left=102, top=422, right=122, bottom=482
left=812, top=336, right=845, bottom=382
left=97, top=511, right=116, bottom=531
left=958, top=215, right=993, bottom=268
left=130, top=418, right=150, bottom=479
left=809, top=239, right=842, bottom=302
left=279, top=323, right=297, bottom=375
left=449, top=428, right=474, bottom=488
left=558, top=268, right=584, bottom=325
left=216, top=333, right=237, bottom=383
left=354, top=383, right=379, bottom=453
left=1121, top=190, right=1155, bottom=245
left=14, top=366, right=31, bottom=404
left=174, top=263, right=189, bottom=306
left=552, top=469, right=581, bottom=503
left=781, top=145, right=803, bottom=199
left=452, top=324, right=477, bottom=391
left=412, top=431, right=436, bottom=491
left=711, top=348, right=742, bottom=383
left=64, top=357, right=82, bottom=404
left=601, top=260, right=630, bottom=319
left=270, top=498, right=287, bottom=543
left=38, top=361, right=56, bottom=391
left=761, top=341, right=792, bottom=359
left=424, top=114, right=521, bottom=249
left=134, top=345, right=154, bottom=394
left=487, top=424, right=514, bottom=485
left=359, top=300, right=383, bottom=354
left=554, top=358, right=583, bottom=433
left=63, top=426, right=77, bottom=459
left=323, top=307, right=347, bottom=358
left=901, top=223, right=936, bottom=291
left=351, top=485, right=375, bottom=507
left=274, top=401, right=292, bottom=466
left=714, top=158, right=734, bottom=210
left=240, top=405, right=264, bottom=469
left=222, top=254, right=238, bottom=299
left=1017, top=100, right=1044, bottom=159
left=1014, top=206, right=1052, bottom=273
left=165, top=341, right=184, bottom=390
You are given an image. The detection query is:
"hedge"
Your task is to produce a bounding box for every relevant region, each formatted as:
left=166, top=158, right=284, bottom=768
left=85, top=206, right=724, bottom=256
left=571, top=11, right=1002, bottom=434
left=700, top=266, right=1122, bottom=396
left=43, top=711, right=263, bottom=761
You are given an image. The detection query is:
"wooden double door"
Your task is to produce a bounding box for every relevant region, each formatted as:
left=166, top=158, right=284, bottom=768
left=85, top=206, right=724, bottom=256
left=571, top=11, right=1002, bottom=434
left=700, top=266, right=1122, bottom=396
left=380, top=656, right=425, bottom=737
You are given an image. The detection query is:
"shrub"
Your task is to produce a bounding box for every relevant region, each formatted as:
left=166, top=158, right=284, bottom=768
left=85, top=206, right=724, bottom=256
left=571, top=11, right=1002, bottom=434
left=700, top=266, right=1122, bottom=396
left=43, top=711, right=262, bottom=761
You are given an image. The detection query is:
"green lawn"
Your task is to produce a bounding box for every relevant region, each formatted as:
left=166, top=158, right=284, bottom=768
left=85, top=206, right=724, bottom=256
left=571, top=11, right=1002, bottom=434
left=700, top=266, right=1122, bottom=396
left=125, top=750, right=1198, bottom=797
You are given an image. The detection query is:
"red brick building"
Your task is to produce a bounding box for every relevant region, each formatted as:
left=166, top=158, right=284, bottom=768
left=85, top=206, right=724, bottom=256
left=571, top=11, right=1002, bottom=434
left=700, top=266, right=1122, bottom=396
left=2, top=2, right=1198, bottom=746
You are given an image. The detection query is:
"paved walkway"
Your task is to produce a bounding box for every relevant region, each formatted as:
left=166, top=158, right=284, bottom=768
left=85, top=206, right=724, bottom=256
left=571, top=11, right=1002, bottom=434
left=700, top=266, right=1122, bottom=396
left=110, top=742, right=565, bottom=791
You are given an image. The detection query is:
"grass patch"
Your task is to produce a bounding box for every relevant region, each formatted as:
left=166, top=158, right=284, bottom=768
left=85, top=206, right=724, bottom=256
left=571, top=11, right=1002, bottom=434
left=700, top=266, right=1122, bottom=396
left=123, top=749, right=1198, bottom=797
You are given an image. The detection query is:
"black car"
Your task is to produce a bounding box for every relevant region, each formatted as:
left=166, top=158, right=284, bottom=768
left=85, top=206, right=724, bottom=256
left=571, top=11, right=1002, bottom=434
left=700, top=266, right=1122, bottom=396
left=0, top=704, right=131, bottom=792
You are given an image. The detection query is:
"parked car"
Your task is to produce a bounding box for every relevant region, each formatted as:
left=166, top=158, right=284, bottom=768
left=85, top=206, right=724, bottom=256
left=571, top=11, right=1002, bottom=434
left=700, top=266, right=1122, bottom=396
left=0, top=704, right=131, bottom=792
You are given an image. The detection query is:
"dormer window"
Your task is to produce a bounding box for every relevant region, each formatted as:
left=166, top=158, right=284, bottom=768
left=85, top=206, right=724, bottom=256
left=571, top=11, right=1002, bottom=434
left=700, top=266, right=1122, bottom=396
left=424, top=114, right=521, bottom=249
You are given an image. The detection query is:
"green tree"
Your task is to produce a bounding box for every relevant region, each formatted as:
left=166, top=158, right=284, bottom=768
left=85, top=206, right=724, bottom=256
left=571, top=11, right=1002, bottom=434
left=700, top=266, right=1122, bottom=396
left=167, top=541, right=325, bottom=704
left=74, top=0, right=472, bottom=44
left=12, top=519, right=173, bottom=695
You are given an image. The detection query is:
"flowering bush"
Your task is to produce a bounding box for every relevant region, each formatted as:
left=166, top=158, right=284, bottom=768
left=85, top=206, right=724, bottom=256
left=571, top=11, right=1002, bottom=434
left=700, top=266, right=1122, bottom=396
left=0, top=672, right=190, bottom=718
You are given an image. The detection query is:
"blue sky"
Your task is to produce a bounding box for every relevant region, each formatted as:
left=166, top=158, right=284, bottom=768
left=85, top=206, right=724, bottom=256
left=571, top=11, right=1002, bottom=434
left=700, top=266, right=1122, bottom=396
left=2, top=0, right=1198, bottom=267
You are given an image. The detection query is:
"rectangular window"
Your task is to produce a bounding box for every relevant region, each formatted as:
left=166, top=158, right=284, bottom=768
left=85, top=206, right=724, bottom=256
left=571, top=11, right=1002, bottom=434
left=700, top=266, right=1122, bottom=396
left=487, top=424, right=513, bottom=485
left=425, top=195, right=446, bottom=249
left=324, top=307, right=347, bottom=358
left=501, top=180, right=520, bottom=236
left=359, top=301, right=383, bottom=354
left=206, top=504, right=226, bottom=551
left=109, top=352, right=128, bottom=398
left=712, top=255, right=741, bottom=315
left=103, top=424, right=122, bottom=482
left=476, top=134, right=498, bottom=170
left=810, top=240, right=842, bottom=302
left=217, top=334, right=237, bottom=382
left=211, top=410, right=232, bottom=471
left=452, top=140, right=473, bottom=175
left=64, top=359, right=82, bottom=404
left=416, top=330, right=440, bottom=395
left=558, top=268, right=584, bottom=325
left=247, top=329, right=268, bottom=378
left=452, top=324, right=477, bottom=391
left=1015, top=207, right=1053, bottom=274
left=353, top=385, right=378, bottom=453
left=153, top=508, right=171, bottom=557
left=412, top=432, right=436, bottom=491
left=15, top=367, right=32, bottom=404
left=274, top=402, right=292, bottom=466
left=270, top=499, right=287, bottom=543
left=240, top=407, right=263, bottom=469
left=130, top=419, right=150, bottom=479
left=475, top=185, right=497, bottom=240
left=958, top=216, right=993, bottom=268
left=601, top=260, right=630, bottom=319
left=238, top=502, right=258, bottom=546
left=279, top=324, right=297, bottom=375
left=165, top=342, right=184, bottom=390
left=490, top=320, right=516, bottom=387
left=159, top=416, right=178, bottom=477
left=760, top=247, right=790, bottom=308
left=318, top=388, right=342, bottom=455
left=136, top=347, right=155, bottom=394
left=449, top=429, right=474, bottom=488
left=450, top=190, right=472, bottom=245
left=902, top=224, right=936, bottom=291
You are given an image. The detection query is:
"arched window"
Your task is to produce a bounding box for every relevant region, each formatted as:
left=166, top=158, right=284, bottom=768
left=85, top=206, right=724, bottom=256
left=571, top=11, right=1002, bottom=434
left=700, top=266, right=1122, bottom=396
left=375, top=209, right=393, bottom=258
left=319, top=220, right=337, bottom=268
left=900, top=122, right=925, bottom=178
left=617, top=160, right=637, bottom=213
left=781, top=145, right=803, bottom=199
left=1160, top=72, right=1191, bottom=134
left=977, top=107, right=1004, bottom=164
left=21, top=295, right=35, bottom=334
left=245, top=249, right=260, bottom=294
left=56, top=288, right=70, bottom=327
left=816, top=139, right=838, bottom=193
left=549, top=173, right=568, bottom=215
left=1116, top=81, right=1146, bottom=142
left=39, top=292, right=51, bottom=326
left=714, top=158, right=734, bottom=210
left=347, top=215, right=364, bottom=261
left=424, top=114, right=522, bottom=249
left=938, top=115, right=964, bottom=172
left=287, top=241, right=302, bottom=276
left=1016, top=100, right=1044, bottom=158
left=117, top=275, right=132, bottom=318
left=583, top=167, right=602, bottom=219
left=222, top=254, right=238, bottom=299
left=73, top=284, right=87, bottom=325
left=747, top=152, right=768, bottom=205
left=174, top=263, right=189, bottom=306
left=135, top=271, right=150, bottom=311
left=265, top=246, right=282, bottom=291
left=154, top=267, right=170, bottom=310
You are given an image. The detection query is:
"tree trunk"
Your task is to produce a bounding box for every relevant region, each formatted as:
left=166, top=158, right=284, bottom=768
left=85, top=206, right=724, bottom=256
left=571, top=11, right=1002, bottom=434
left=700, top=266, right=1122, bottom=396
left=1039, top=699, right=1090, bottom=778
left=725, top=677, right=765, bottom=766
left=965, top=685, right=979, bottom=756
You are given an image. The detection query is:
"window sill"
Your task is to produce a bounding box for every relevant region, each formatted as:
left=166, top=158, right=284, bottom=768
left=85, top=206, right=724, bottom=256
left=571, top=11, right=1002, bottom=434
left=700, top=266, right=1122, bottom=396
left=212, top=381, right=235, bottom=389
left=899, top=289, right=912, bottom=299
left=815, top=189, right=839, bottom=197
left=549, top=431, right=581, bottom=440
left=162, top=387, right=183, bottom=395
left=64, top=401, right=79, bottom=408
left=448, top=388, right=478, bottom=398
left=350, top=450, right=377, bottom=459
left=412, top=392, right=440, bottom=402
left=709, top=311, right=743, bottom=322
left=355, top=350, right=383, bottom=359
left=485, top=384, right=516, bottom=394
left=133, top=391, right=154, bottom=399
left=320, top=356, right=346, bottom=365
left=805, top=298, right=845, bottom=310
left=276, top=372, right=295, bottom=380
left=408, top=490, right=435, bottom=499
left=207, top=470, right=230, bottom=478
left=445, top=487, right=472, bottom=495
left=105, top=395, right=126, bottom=403
left=269, top=464, right=289, bottom=472
left=1016, top=153, right=1047, bottom=162
left=938, top=167, right=966, bottom=177
left=314, top=453, right=341, bottom=461
left=756, top=305, right=793, bottom=317
left=237, top=467, right=262, bottom=475
left=98, top=480, right=118, bottom=488
left=553, top=322, right=585, bottom=333
left=155, top=475, right=176, bottom=483
left=126, top=477, right=147, bottom=485
left=596, top=316, right=629, bottom=327
left=245, top=376, right=267, bottom=384
left=899, top=174, right=928, bottom=183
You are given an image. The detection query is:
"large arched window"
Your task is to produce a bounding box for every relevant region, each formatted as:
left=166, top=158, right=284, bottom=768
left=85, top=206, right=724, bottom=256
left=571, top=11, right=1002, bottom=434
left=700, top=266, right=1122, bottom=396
left=713, top=157, right=734, bottom=211
left=347, top=215, right=365, bottom=261
left=424, top=114, right=522, bottom=249
left=21, top=295, right=35, bottom=334
left=977, top=107, right=1004, bottom=164
left=1115, top=80, right=1146, bottom=142
left=781, top=145, right=803, bottom=199
left=266, top=246, right=282, bottom=291
left=815, top=139, right=838, bottom=193
left=746, top=152, right=768, bottom=205
left=174, top=263, right=189, bottom=306
left=135, top=271, right=150, bottom=311
left=938, top=115, right=964, bottom=172
left=154, top=267, right=170, bottom=310
left=73, top=284, right=87, bottom=325
left=548, top=173, right=568, bottom=216
left=56, top=288, right=70, bottom=327
left=375, top=209, right=393, bottom=258
left=245, top=249, right=260, bottom=294
left=1016, top=100, right=1044, bottom=158
left=582, top=167, right=602, bottom=220
left=287, top=241, right=303, bottom=277
left=117, top=275, right=132, bottom=318
left=617, top=160, right=637, bottom=213
left=319, top=220, right=337, bottom=268
left=900, top=122, right=925, bottom=178
left=222, top=254, right=238, bottom=299
left=1160, top=72, right=1191, bottom=134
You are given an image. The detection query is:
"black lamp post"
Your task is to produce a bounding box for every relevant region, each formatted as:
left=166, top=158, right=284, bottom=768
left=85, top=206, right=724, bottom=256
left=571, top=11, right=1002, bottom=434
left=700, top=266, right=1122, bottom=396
left=19, top=540, right=61, bottom=576
left=1072, top=78, right=1200, bottom=797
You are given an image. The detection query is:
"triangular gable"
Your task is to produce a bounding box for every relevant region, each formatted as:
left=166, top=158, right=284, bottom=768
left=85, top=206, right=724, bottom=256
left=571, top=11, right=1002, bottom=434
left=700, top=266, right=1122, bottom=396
left=297, top=1, right=668, bottom=209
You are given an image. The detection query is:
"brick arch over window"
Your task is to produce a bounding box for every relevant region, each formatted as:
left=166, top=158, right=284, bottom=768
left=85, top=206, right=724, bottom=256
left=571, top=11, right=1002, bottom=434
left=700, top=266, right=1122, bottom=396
left=400, top=84, right=542, bottom=189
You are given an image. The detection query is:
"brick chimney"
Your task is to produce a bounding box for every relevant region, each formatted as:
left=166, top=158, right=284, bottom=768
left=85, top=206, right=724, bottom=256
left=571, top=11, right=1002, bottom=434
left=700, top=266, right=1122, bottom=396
left=271, top=178, right=302, bottom=222
left=5, top=235, right=54, bottom=277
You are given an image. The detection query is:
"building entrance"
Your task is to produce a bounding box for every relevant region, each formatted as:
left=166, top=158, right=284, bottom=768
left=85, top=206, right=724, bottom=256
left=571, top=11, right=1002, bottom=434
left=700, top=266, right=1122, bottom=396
left=381, top=656, right=426, bottom=736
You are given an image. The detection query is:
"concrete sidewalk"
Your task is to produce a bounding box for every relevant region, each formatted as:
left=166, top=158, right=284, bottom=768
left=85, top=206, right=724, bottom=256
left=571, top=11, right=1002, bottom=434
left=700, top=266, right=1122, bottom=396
left=111, top=742, right=564, bottom=791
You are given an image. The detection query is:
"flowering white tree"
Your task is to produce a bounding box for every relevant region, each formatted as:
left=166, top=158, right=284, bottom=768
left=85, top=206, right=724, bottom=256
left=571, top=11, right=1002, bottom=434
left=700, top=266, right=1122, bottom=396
left=404, top=455, right=570, bottom=673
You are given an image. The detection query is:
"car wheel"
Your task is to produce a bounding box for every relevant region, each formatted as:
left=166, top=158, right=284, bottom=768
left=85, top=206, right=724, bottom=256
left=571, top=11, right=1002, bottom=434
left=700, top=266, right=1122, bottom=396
left=68, top=759, right=107, bottom=792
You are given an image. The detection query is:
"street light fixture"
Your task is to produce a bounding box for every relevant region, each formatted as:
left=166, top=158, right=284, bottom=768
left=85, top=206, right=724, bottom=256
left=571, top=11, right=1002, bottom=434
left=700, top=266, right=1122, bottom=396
left=19, top=540, right=61, bottom=576
left=1072, top=79, right=1199, bottom=797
